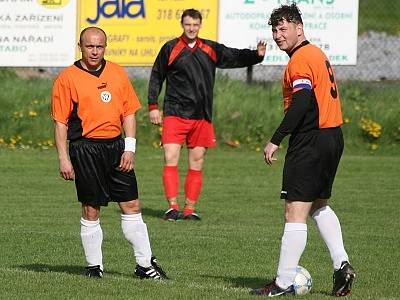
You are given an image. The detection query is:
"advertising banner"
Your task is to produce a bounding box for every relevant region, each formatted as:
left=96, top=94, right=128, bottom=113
left=218, top=0, right=359, bottom=65
left=78, top=0, right=218, bottom=66
left=0, top=0, right=77, bottom=67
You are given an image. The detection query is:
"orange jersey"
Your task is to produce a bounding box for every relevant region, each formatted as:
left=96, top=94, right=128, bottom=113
left=283, top=43, right=343, bottom=128
left=51, top=61, right=141, bottom=139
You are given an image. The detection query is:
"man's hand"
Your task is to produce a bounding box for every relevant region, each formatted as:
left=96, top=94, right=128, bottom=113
left=119, top=151, right=135, bottom=172
left=257, top=41, right=267, bottom=57
left=59, top=158, right=75, bottom=180
left=264, top=142, right=278, bottom=165
left=149, top=109, right=162, bottom=125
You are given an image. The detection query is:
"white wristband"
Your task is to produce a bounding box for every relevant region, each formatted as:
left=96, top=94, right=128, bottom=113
left=124, top=137, right=136, bottom=153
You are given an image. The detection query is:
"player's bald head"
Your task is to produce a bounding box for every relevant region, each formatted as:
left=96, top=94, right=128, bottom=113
left=79, top=27, right=107, bottom=45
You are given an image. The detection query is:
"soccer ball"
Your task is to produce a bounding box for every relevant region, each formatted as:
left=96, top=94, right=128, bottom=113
left=293, top=266, right=313, bottom=296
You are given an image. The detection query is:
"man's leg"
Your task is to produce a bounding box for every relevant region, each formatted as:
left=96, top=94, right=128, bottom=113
left=251, top=200, right=312, bottom=296
left=119, top=200, right=152, bottom=267
left=310, top=199, right=349, bottom=269
left=81, top=204, right=103, bottom=276
left=119, top=200, right=167, bottom=279
left=162, top=144, right=182, bottom=219
left=275, top=200, right=312, bottom=289
left=310, top=199, right=355, bottom=297
left=182, top=146, right=206, bottom=219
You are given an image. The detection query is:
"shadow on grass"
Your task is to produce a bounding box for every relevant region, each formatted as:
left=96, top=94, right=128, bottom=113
left=201, top=274, right=272, bottom=289
left=202, top=274, right=331, bottom=297
left=109, top=206, right=165, bottom=219
left=16, top=264, right=125, bottom=278
left=141, top=207, right=165, bottom=219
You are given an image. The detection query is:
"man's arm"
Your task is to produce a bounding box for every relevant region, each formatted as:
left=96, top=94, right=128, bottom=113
left=148, top=43, right=170, bottom=125
left=264, top=89, right=313, bottom=165
left=119, top=114, right=136, bottom=172
left=54, top=121, right=74, bottom=180
left=214, top=41, right=265, bottom=69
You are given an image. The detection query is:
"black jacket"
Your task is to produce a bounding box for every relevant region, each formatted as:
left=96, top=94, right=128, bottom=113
left=148, top=36, right=264, bottom=122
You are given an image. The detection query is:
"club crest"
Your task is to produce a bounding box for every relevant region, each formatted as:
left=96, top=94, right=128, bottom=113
left=100, top=90, right=112, bottom=103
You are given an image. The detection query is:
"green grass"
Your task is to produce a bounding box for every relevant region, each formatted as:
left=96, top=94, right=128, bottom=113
left=359, top=0, right=400, bottom=35
left=0, top=147, right=399, bottom=299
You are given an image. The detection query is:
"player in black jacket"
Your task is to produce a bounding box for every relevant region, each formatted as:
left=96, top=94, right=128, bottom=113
left=148, top=8, right=266, bottom=221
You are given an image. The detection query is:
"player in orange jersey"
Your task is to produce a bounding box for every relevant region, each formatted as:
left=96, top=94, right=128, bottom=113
left=52, top=27, right=166, bottom=280
left=250, top=4, right=355, bottom=297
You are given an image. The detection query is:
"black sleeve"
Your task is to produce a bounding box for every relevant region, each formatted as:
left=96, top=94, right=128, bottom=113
left=270, top=89, right=313, bottom=146
left=148, top=43, right=169, bottom=105
left=214, top=42, right=264, bottom=69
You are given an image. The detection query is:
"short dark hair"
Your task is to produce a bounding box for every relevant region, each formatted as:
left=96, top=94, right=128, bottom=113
left=79, top=26, right=107, bottom=45
left=268, top=3, right=303, bottom=27
left=181, top=8, right=202, bottom=24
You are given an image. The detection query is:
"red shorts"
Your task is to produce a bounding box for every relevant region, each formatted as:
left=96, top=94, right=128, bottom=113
left=162, top=116, right=216, bottom=148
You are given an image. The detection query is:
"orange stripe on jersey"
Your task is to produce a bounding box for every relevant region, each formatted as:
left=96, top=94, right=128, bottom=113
left=197, top=39, right=217, bottom=63
left=282, top=43, right=342, bottom=128
left=168, top=38, right=186, bottom=66
left=51, top=61, right=141, bottom=139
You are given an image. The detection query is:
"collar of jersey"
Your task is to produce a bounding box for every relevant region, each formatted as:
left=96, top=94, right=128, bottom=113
left=288, top=40, right=310, bottom=57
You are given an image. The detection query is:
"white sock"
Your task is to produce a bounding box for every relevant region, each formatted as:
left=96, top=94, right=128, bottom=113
left=121, top=213, right=152, bottom=268
left=312, top=206, right=349, bottom=269
left=276, top=223, right=307, bottom=289
left=80, top=218, right=103, bottom=270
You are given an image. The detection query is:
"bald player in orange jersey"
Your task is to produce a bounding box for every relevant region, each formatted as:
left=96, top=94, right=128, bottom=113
left=52, top=27, right=167, bottom=280
left=250, top=4, right=355, bottom=297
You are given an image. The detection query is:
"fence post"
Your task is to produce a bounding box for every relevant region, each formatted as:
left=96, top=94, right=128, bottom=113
left=246, top=65, right=253, bottom=84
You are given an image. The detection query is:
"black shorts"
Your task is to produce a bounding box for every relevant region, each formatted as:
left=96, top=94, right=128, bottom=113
left=281, top=127, right=343, bottom=202
left=69, top=136, right=139, bottom=207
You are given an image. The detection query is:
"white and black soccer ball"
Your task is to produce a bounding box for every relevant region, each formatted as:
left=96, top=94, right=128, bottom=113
left=293, top=266, right=313, bottom=296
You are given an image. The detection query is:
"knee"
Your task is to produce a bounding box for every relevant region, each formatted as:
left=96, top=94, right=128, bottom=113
left=309, top=199, right=328, bottom=217
left=189, top=156, right=204, bottom=170
left=82, top=205, right=100, bottom=221
left=120, top=200, right=141, bottom=214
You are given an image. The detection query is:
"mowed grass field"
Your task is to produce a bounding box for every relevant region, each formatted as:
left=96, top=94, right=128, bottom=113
left=0, top=147, right=399, bottom=299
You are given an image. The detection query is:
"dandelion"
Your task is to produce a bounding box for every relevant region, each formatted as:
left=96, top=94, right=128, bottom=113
left=0, top=138, right=4, bottom=144
left=255, top=147, right=261, bottom=152
left=360, top=118, right=382, bottom=140
left=370, top=144, right=378, bottom=150
left=343, top=117, right=350, bottom=124
left=29, top=111, right=38, bottom=117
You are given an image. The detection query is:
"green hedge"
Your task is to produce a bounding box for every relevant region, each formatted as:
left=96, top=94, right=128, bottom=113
left=0, top=69, right=398, bottom=153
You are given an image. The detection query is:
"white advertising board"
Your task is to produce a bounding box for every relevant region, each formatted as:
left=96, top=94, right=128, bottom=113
left=0, top=0, right=77, bottom=67
left=218, top=0, right=359, bottom=65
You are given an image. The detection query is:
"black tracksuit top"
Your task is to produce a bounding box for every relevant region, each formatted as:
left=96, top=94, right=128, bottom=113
left=148, top=36, right=264, bottom=122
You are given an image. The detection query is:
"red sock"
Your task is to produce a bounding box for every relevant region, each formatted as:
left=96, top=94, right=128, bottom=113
left=163, top=166, right=179, bottom=200
left=183, top=207, right=194, bottom=216
left=184, top=169, right=203, bottom=213
left=169, top=203, right=179, bottom=210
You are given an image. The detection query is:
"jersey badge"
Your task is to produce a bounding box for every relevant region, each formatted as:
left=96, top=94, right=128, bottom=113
left=100, top=91, right=112, bottom=103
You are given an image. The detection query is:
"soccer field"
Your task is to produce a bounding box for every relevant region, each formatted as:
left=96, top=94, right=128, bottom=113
left=0, top=147, right=398, bottom=299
